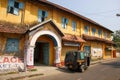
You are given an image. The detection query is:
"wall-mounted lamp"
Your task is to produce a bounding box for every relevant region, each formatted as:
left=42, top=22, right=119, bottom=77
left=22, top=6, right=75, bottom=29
left=116, top=14, right=120, bottom=16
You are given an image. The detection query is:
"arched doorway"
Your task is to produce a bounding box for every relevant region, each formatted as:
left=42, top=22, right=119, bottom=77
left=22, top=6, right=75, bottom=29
left=34, top=35, right=57, bottom=66
left=26, top=30, right=62, bottom=67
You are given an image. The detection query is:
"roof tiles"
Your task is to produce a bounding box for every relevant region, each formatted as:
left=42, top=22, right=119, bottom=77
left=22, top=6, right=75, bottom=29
left=62, top=34, right=86, bottom=43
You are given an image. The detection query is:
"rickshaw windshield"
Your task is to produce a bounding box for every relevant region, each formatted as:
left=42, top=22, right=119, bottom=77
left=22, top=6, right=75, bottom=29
left=79, top=52, right=85, bottom=60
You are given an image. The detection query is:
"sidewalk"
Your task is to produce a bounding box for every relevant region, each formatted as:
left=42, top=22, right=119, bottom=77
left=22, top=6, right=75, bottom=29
left=0, top=58, right=117, bottom=80
left=0, top=66, right=59, bottom=80
left=90, top=58, right=117, bottom=65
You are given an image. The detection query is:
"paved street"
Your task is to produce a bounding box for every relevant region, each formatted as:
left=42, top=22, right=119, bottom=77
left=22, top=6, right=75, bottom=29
left=29, top=58, right=120, bottom=80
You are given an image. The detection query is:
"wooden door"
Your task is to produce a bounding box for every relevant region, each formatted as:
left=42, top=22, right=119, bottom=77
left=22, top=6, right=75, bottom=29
left=84, top=46, right=91, bottom=56
left=43, top=43, right=49, bottom=65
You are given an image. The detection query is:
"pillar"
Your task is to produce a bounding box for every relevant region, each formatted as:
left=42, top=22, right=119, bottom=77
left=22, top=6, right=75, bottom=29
left=54, top=47, right=61, bottom=67
left=102, top=44, right=106, bottom=59
left=79, top=43, right=84, bottom=51
left=26, top=46, right=35, bottom=68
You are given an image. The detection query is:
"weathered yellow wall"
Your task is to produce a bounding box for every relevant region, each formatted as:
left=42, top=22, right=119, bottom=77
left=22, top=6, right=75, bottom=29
left=53, top=9, right=81, bottom=36
left=80, top=20, right=112, bottom=40
left=102, top=29, right=112, bottom=40
left=91, top=42, right=103, bottom=58
left=37, top=36, right=54, bottom=66
left=0, top=0, right=112, bottom=39
left=105, top=50, right=112, bottom=59
left=80, top=21, right=91, bottom=35
left=61, top=45, right=78, bottom=62
left=24, top=1, right=53, bottom=24
left=0, top=0, right=23, bottom=23
left=84, top=40, right=113, bottom=60
left=43, top=23, right=62, bottom=37
left=104, top=44, right=113, bottom=59
left=0, top=0, right=113, bottom=61
left=84, top=41, right=91, bottom=46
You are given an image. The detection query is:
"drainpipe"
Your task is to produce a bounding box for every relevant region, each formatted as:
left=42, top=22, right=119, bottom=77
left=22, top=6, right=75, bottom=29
left=21, top=0, right=26, bottom=24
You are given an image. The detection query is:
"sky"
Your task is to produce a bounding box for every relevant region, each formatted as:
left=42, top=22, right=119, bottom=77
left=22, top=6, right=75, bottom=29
left=48, top=0, right=120, bottom=32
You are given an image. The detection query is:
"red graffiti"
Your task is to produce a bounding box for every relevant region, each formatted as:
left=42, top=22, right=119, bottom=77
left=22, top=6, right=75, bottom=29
left=10, top=57, right=17, bottom=63
left=3, top=57, right=10, bottom=63
left=30, top=53, right=32, bottom=62
left=0, top=57, right=22, bottom=63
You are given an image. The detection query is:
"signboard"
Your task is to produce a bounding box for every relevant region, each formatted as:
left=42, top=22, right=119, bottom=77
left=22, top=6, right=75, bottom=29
left=0, top=56, right=24, bottom=73
left=91, top=48, right=102, bottom=58
left=63, top=42, right=80, bottom=47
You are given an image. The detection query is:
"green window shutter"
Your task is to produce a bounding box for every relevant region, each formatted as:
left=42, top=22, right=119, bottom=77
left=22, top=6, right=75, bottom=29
left=8, top=0, right=14, bottom=7
left=19, top=2, right=24, bottom=9
left=61, top=17, right=68, bottom=29
left=38, top=9, right=42, bottom=16
left=7, top=6, right=11, bottom=13
left=84, top=26, right=89, bottom=34
left=104, top=33, right=107, bottom=38
left=38, top=9, right=42, bottom=22
left=13, top=8, right=19, bottom=15
left=92, top=28, right=96, bottom=33
left=61, top=17, right=64, bottom=27
left=62, top=17, right=65, bottom=23
left=66, top=18, right=68, bottom=25
left=86, top=26, right=89, bottom=30
left=92, top=28, right=96, bottom=35
left=45, top=11, right=48, bottom=17
left=38, top=16, right=42, bottom=22
left=98, top=30, right=102, bottom=36
left=72, top=21, right=74, bottom=31
left=72, top=21, right=76, bottom=31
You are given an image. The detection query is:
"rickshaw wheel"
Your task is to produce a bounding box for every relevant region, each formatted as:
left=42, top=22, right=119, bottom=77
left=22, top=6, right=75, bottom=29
left=80, top=65, right=85, bottom=72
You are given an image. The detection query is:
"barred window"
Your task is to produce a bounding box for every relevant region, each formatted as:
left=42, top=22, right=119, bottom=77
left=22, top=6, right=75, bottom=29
left=5, top=38, right=19, bottom=53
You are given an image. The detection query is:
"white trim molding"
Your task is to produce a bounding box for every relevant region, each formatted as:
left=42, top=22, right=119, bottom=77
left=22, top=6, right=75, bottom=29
left=30, top=30, right=61, bottom=48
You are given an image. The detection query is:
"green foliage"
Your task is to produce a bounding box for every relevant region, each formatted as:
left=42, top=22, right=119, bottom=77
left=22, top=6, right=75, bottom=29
left=112, top=30, right=120, bottom=51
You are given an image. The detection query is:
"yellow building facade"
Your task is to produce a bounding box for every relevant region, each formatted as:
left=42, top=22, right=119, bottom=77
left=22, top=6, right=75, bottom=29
left=0, top=0, right=114, bottom=71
